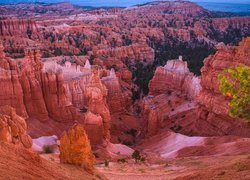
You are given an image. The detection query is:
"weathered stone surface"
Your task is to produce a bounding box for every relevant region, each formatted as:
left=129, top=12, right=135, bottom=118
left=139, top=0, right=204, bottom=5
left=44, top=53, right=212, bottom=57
left=143, top=38, right=250, bottom=137
left=196, top=37, right=250, bottom=137
left=0, top=18, right=37, bottom=36
left=102, top=69, right=126, bottom=113
left=86, top=67, right=111, bottom=142
left=149, top=59, right=201, bottom=99
left=59, top=124, right=96, bottom=173
left=0, top=106, right=32, bottom=148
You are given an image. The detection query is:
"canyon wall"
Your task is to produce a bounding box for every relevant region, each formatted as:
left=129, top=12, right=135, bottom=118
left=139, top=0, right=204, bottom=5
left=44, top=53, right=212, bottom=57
left=197, top=38, right=250, bottom=137
left=143, top=58, right=201, bottom=136
left=0, top=18, right=37, bottom=37
left=143, top=38, right=250, bottom=137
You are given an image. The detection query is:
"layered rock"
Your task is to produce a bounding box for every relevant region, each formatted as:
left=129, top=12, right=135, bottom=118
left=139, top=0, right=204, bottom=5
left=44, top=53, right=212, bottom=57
left=0, top=45, right=87, bottom=137
left=143, top=38, right=250, bottom=137
left=84, top=111, right=103, bottom=146
left=142, top=58, right=201, bottom=136
left=149, top=58, right=201, bottom=99
left=59, top=124, right=95, bottom=173
left=102, top=69, right=126, bottom=113
left=85, top=67, right=111, bottom=142
left=197, top=38, right=250, bottom=137
left=0, top=106, right=32, bottom=148
left=0, top=44, right=29, bottom=118
left=92, top=43, right=155, bottom=63
left=0, top=18, right=37, bottom=36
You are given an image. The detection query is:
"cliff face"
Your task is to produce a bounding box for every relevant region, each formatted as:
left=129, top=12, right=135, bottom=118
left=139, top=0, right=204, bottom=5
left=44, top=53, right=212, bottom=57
left=93, top=43, right=155, bottom=63
left=0, top=45, right=87, bottom=138
left=143, top=38, right=250, bottom=137
left=85, top=67, right=111, bottom=143
left=197, top=38, right=250, bottom=137
left=143, top=58, right=201, bottom=136
left=0, top=44, right=116, bottom=145
left=0, top=19, right=37, bottom=37
left=102, top=69, right=127, bottom=113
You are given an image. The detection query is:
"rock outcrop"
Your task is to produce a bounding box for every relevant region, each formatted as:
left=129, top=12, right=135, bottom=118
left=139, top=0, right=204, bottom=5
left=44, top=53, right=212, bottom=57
left=93, top=43, right=155, bottom=63
left=102, top=69, right=127, bottom=113
left=197, top=38, right=250, bottom=137
left=0, top=106, right=32, bottom=148
left=0, top=44, right=87, bottom=138
left=142, top=58, right=201, bottom=136
left=0, top=18, right=37, bottom=37
left=0, top=142, right=95, bottom=179
left=59, top=124, right=96, bottom=173
left=143, top=38, right=250, bottom=137
left=86, top=67, right=111, bottom=142
left=149, top=58, right=201, bottom=99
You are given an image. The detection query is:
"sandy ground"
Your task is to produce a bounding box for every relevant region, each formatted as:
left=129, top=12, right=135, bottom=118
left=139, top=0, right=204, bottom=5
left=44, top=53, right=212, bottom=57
left=0, top=142, right=103, bottom=180
left=96, top=154, right=250, bottom=180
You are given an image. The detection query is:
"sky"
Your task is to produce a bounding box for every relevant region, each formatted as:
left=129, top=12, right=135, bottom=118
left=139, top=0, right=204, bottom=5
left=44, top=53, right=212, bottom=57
left=0, top=0, right=249, bottom=6
left=193, top=0, right=250, bottom=4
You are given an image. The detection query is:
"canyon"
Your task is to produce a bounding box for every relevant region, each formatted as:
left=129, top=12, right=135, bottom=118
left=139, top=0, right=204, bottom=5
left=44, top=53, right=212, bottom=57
left=0, top=1, right=249, bottom=180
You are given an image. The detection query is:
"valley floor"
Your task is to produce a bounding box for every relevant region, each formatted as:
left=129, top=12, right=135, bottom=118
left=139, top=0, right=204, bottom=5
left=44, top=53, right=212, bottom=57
left=97, top=154, right=250, bottom=180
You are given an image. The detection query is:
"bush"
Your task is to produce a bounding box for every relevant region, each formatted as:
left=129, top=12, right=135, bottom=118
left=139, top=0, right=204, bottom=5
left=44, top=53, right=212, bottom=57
left=218, top=65, right=250, bottom=120
left=104, top=160, right=109, bottom=167
left=43, top=145, right=54, bottom=154
left=122, top=140, right=133, bottom=146
left=132, top=150, right=146, bottom=163
left=126, top=128, right=138, bottom=137
left=117, top=158, right=127, bottom=163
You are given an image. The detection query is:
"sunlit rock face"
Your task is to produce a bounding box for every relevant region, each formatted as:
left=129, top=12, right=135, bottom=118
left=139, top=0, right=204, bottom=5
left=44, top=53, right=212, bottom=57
left=0, top=106, right=32, bottom=148
left=59, top=124, right=96, bottom=173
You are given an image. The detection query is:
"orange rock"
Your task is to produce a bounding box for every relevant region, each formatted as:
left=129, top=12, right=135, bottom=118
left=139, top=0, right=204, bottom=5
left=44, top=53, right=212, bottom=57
left=86, top=67, right=111, bottom=142
left=59, top=124, right=96, bottom=173
left=0, top=106, right=32, bottom=148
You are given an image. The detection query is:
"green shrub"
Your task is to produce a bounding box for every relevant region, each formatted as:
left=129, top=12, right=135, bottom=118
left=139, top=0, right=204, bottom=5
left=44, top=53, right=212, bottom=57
left=218, top=65, right=250, bottom=120
left=43, top=145, right=54, bottom=154
left=132, top=150, right=146, bottom=163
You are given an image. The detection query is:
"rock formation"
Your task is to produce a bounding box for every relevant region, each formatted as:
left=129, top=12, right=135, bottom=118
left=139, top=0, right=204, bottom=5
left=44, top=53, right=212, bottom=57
left=0, top=44, right=87, bottom=138
left=0, top=106, right=32, bottom=148
left=93, top=43, right=155, bottom=63
left=0, top=140, right=95, bottom=179
left=149, top=58, right=201, bottom=99
left=59, top=124, right=95, bottom=173
left=85, top=67, right=111, bottom=143
left=143, top=38, right=250, bottom=137
left=0, top=18, right=37, bottom=37
left=102, top=69, right=126, bottom=113
left=197, top=38, right=250, bottom=137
